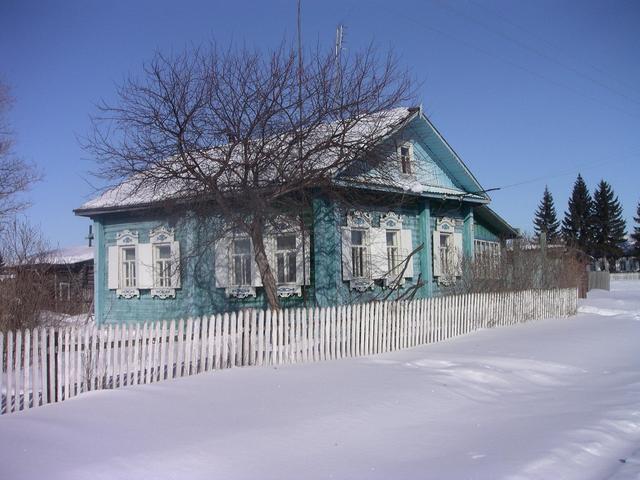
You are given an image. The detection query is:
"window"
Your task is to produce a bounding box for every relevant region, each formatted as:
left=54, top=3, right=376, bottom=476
left=154, top=244, right=172, bottom=287
left=440, top=234, right=452, bottom=273
left=386, top=230, right=400, bottom=276
left=120, top=246, right=137, bottom=288
left=474, top=239, right=500, bottom=259
left=232, top=238, right=252, bottom=286
left=351, top=229, right=369, bottom=279
left=275, top=234, right=297, bottom=284
left=398, top=143, right=413, bottom=174
left=58, top=282, right=70, bottom=301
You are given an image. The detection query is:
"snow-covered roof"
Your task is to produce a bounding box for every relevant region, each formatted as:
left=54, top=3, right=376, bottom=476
left=44, top=246, right=94, bottom=265
left=74, top=106, right=493, bottom=215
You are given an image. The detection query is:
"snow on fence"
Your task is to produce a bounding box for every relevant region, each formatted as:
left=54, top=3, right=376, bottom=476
left=588, top=271, right=611, bottom=291
left=611, top=272, right=640, bottom=281
left=1, top=287, right=577, bottom=415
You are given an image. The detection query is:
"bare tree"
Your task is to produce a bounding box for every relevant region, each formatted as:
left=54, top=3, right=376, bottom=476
left=0, top=82, right=40, bottom=221
left=0, top=217, right=54, bottom=331
left=86, top=41, right=414, bottom=309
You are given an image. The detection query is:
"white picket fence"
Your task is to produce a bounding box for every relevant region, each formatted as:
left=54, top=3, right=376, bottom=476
left=611, top=272, right=640, bottom=281
left=1, top=287, right=577, bottom=415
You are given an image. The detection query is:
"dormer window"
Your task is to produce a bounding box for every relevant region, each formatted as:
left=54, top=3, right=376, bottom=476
left=398, top=143, right=413, bottom=174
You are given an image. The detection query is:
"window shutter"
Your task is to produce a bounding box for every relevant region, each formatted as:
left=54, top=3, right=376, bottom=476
left=107, top=246, right=119, bottom=289
left=171, top=240, right=181, bottom=288
left=401, top=229, right=414, bottom=278
left=369, top=227, right=387, bottom=280
left=293, top=235, right=306, bottom=286
left=341, top=227, right=353, bottom=280
left=432, top=230, right=441, bottom=277
left=214, top=237, right=230, bottom=288
left=302, top=233, right=311, bottom=285
left=251, top=240, right=263, bottom=287
left=453, top=232, right=463, bottom=276
left=138, top=244, right=153, bottom=289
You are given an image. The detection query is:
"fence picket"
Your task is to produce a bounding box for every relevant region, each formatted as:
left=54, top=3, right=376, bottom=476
left=1, top=287, right=579, bottom=417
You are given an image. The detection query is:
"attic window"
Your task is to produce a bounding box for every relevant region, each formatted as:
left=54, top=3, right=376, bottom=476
left=398, top=143, right=413, bottom=174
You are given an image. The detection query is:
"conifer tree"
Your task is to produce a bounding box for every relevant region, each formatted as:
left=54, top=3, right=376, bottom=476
left=561, top=174, right=593, bottom=251
left=632, top=200, right=640, bottom=258
left=533, top=186, right=560, bottom=243
left=591, top=180, right=626, bottom=269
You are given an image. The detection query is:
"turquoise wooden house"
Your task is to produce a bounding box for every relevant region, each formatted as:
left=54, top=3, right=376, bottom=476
left=75, top=107, right=517, bottom=324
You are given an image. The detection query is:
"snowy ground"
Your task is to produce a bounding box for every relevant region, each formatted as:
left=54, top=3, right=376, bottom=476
left=1, top=283, right=640, bottom=480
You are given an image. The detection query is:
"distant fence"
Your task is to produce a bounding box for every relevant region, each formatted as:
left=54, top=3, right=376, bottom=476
left=611, top=272, right=640, bottom=281
left=1, top=287, right=577, bottom=415
left=588, top=271, right=610, bottom=291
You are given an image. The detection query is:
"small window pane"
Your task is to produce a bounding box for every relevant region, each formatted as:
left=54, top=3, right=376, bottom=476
left=234, top=239, right=251, bottom=254
left=276, top=234, right=296, bottom=251
left=157, top=245, right=171, bottom=259
left=351, top=230, right=364, bottom=245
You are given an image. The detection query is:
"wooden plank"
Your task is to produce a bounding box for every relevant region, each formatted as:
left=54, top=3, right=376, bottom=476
left=184, top=318, right=194, bottom=375
left=228, top=312, right=237, bottom=368
left=175, top=319, right=184, bottom=376
left=15, top=330, right=22, bottom=410
left=243, top=311, right=251, bottom=367
left=48, top=328, right=55, bottom=402
left=204, top=316, right=214, bottom=371
left=257, top=310, right=265, bottom=367
left=0, top=332, right=4, bottom=413
left=7, top=331, right=14, bottom=412
left=248, top=310, right=256, bottom=366
left=167, top=320, right=175, bottom=379
left=213, top=314, right=222, bottom=370
left=30, top=328, right=42, bottom=407
left=24, top=329, right=31, bottom=409
left=39, top=328, right=47, bottom=405
left=265, top=310, right=273, bottom=366
left=221, top=313, right=229, bottom=369
left=191, top=317, right=200, bottom=375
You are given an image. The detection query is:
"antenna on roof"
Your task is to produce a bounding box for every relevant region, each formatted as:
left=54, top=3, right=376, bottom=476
left=334, top=24, right=344, bottom=104
left=86, top=225, right=94, bottom=248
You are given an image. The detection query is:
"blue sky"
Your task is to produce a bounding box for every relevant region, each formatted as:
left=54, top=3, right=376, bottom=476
left=1, top=0, right=638, bottom=247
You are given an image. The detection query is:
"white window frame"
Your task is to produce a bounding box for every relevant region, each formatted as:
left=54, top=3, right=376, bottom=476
left=57, top=281, right=71, bottom=302
left=113, top=230, right=140, bottom=299
left=433, top=218, right=462, bottom=285
left=397, top=142, right=414, bottom=175
left=342, top=211, right=374, bottom=292
left=231, top=237, right=253, bottom=287
left=149, top=226, right=181, bottom=299
left=378, top=212, right=413, bottom=288
left=268, top=219, right=311, bottom=298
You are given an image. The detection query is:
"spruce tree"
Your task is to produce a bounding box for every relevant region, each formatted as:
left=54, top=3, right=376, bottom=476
left=561, top=174, right=593, bottom=251
left=591, top=180, right=626, bottom=269
left=632, top=200, right=640, bottom=258
left=533, top=186, right=560, bottom=243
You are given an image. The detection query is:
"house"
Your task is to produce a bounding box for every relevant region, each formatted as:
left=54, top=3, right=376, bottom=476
left=0, top=245, right=94, bottom=316
left=74, top=107, right=517, bottom=324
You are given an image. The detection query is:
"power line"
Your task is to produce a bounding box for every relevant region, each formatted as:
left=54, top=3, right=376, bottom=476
left=432, top=0, right=640, bottom=107
left=373, top=1, right=640, bottom=121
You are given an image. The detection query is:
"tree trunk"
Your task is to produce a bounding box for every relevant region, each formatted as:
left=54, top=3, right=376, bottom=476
left=249, top=222, right=280, bottom=310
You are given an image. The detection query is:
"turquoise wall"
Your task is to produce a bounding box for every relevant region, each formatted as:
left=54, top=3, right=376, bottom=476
left=474, top=218, right=501, bottom=242
left=93, top=198, right=485, bottom=323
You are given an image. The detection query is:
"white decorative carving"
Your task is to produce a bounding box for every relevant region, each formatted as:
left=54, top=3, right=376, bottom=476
left=380, top=212, right=402, bottom=230
left=350, top=278, right=374, bottom=292
left=151, top=287, right=176, bottom=299
left=117, top=287, right=140, bottom=299
left=116, top=230, right=139, bottom=246
left=436, top=217, right=456, bottom=233
left=346, top=210, right=372, bottom=228
left=150, top=226, right=175, bottom=244
left=277, top=285, right=302, bottom=298
left=226, top=286, right=257, bottom=299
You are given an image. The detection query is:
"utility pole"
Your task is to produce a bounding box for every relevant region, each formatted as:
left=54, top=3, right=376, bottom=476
left=335, top=24, right=344, bottom=101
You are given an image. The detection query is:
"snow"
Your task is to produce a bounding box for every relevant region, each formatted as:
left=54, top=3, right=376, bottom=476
left=44, top=245, right=94, bottom=265
left=77, top=107, right=416, bottom=213
left=2, top=282, right=640, bottom=480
